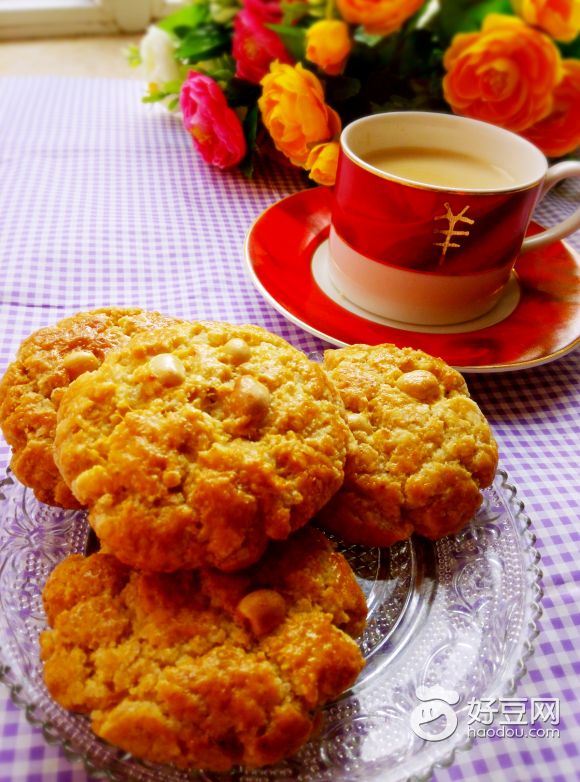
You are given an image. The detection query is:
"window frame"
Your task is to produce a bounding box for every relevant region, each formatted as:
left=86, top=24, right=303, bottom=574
left=0, top=0, right=179, bottom=39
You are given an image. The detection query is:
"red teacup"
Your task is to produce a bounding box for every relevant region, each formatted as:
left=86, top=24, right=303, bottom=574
left=329, top=112, right=580, bottom=325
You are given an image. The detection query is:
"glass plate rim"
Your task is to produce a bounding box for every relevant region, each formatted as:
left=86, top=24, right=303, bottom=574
left=0, top=466, right=543, bottom=782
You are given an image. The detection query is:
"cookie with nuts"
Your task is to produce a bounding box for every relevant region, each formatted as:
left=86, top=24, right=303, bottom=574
left=0, top=308, right=179, bottom=508
left=54, top=320, right=351, bottom=571
left=317, top=343, right=498, bottom=546
left=40, top=526, right=367, bottom=771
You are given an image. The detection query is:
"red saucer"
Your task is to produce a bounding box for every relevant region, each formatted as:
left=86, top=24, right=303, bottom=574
left=245, top=187, right=580, bottom=372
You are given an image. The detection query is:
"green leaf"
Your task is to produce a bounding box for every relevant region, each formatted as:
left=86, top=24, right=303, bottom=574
left=226, top=78, right=261, bottom=107
left=191, top=53, right=236, bottom=86
left=126, top=44, right=142, bottom=67
left=351, top=29, right=402, bottom=69
left=141, top=82, right=181, bottom=105
left=396, top=29, right=444, bottom=78
left=281, top=0, right=310, bottom=25
left=239, top=105, right=260, bottom=178
left=266, top=23, right=306, bottom=61
left=158, top=1, right=211, bottom=37
left=175, top=24, right=231, bottom=63
left=142, top=90, right=174, bottom=103
left=370, top=90, right=448, bottom=112
left=436, top=0, right=513, bottom=44
left=559, top=34, right=580, bottom=59
left=353, top=28, right=384, bottom=47
left=200, top=67, right=235, bottom=81
left=165, top=79, right=186, bottom=92
left=325, top=76, right=362, bottom=103
left=245, top=105, right=259, bottom=145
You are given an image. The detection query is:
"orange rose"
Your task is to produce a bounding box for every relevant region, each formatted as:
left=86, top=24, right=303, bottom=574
left=523, top=60, right=580, bottom=157
left=336, top=0, right=425, bottom=35
left=512, top=0, right=580, bottom=42
left=443, top=14, right=563, bottom=132
left=259, top=61, right=341, bottom=167
left=305, top=20, right=351, bottom=76
left=306, top=141, right=340, bottom=185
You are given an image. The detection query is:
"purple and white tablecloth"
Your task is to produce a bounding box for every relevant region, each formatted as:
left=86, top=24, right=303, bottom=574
left=0, top=77, right=579, bottom=782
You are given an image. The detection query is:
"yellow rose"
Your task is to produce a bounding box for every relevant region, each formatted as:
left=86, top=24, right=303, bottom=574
left=259, top=62, right=341, bottom=167
left=306, top=141, right=341, bottom=185
left=306, top=20, right=352, bottom=76
left=512, top=0, right=580, bottom=42
left=443, top=15, right=563, bottom=132
left=336, top=0, right=425, bottom=35
left=524, top=59, right=580, bottom=157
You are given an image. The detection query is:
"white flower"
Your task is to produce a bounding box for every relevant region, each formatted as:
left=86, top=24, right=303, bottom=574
left=139, top=25, right=181, bottom=87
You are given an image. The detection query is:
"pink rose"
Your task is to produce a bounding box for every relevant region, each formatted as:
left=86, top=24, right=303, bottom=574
left=233, top=9, right=293, bottom=84
left=242, top=0, right=282, bottom=22
left=180, top=71, right=246, bottom=169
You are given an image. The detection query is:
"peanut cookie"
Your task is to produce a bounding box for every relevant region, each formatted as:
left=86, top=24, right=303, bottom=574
left=318, top=343, right=498, bottom=546
left=54, top=321, right=350, bottom=571
left=40, top=527, right=367, bottom=771
left=0, top=308, right=179, bottom=508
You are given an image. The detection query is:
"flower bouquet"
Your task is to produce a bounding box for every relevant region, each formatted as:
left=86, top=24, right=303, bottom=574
left=130, top=0, right=580, bottom=185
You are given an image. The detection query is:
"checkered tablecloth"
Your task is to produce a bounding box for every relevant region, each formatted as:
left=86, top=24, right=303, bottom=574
left=0, top=77, right=579, bottom=782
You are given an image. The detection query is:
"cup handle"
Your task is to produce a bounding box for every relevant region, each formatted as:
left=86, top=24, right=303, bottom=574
left=520, top=160, right=580, bottom=253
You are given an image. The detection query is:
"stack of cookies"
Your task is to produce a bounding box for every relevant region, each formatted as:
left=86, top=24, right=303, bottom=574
left=0, top=308, right=498, bottom=771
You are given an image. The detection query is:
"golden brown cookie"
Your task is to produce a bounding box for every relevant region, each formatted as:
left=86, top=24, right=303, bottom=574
left=318, top=343, right=498, bottom=546
left=40, top=527, right=367, bottom=771
left=54, top=321, right=350, bottom=571
left=0, top=308, right=179, bottom=508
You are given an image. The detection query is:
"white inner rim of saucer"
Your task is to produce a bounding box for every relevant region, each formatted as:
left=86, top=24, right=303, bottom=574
left=312, top=239, right=521, bottom=335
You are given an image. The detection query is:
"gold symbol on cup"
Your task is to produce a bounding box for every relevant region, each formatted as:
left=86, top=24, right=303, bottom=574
left=433, top=203, right=475, bottom=264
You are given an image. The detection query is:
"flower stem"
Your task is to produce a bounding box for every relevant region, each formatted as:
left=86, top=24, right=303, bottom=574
left=325, top=0, right=335, bottom=20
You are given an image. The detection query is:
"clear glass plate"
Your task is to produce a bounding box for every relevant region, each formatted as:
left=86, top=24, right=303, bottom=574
left=0, top=467, right=542, bottom=782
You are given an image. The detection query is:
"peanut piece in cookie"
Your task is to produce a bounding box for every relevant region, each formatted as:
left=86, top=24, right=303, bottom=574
left=63, top=350, right=100, bottom=379
left=229, top=376, right=271, bottom=423
left=236, top=589, right=287, bottom=636
left=396, top=369, right=442, bottom=402
left=222, top=337, right=251, bottom=365
left=148, top=353, right=186, bottom=386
